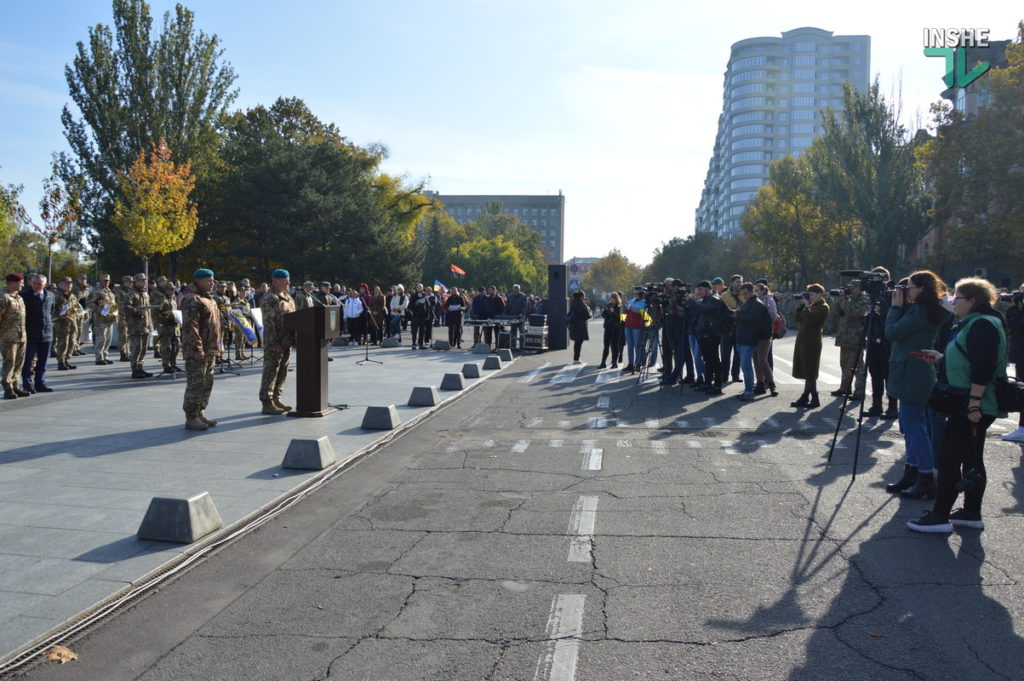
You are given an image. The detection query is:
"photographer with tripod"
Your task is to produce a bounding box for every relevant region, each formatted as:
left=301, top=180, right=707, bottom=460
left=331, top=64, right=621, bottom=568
left=864, top=267, right=898, bottom=419
left=831, top=281, right=870, bottom=400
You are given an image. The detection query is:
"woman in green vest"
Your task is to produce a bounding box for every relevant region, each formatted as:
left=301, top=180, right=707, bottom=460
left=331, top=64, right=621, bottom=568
left=908, top=277, right=1008, bottom=533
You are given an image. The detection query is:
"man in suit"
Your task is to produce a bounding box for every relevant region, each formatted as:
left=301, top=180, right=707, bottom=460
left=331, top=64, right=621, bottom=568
left=20, top=273, right=55, bottom=393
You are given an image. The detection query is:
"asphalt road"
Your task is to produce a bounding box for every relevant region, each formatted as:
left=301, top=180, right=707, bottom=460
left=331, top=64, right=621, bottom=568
left=14, top=331, right=1024, bottom=681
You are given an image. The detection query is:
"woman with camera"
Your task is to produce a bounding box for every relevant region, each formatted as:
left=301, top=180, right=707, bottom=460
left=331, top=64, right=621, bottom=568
left=1002, top=284, right=1024, bottom=443
left=791, top=284, right=829, bottom=408
left=908, top=277, right=1010, bottom=533
left=599, top=292, right=624, bottom=369
left=882, top=271, right=950, bottom=499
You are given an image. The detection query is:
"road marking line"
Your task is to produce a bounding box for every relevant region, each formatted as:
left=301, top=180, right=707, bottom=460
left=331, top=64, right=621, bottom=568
left=675, top=420, right=689, bottom=429
left=616, top=439, right=632, bottom=448
left=652, top=440, right=667, bottom=453
left=596, top=396, right=610, bottom=409
left=586, top=417, right=608, bottom=429
left=551, top=363, right=587, bottom=384
left=645, top=418, right=659, bottom=429
left=513, top=439, right=531, bottom=453
left=567, top=496, right=598, bottom=562
left=773, top=355, right=842, bottom=384
left=550, top=439, right=564, bottom=448
left=595, top=370, right=619, bottom=384
left=615, top=419, right=629, bottom=428
left=685, top=439, right=701, bottom=449
left=483, top=440, right=495, bottom=448
left=519, top=362, right=552, bottom=384
left=527, top=417, right=544, bottom=428
left=558, top=420, right=571, bottom=428
left=582, top=448, right=603, bottom=470
left=734, top=419, right=751, bottom=429
left=579, top=440, right=596, bottom=452
left=534, top=594, right=586, bottom=681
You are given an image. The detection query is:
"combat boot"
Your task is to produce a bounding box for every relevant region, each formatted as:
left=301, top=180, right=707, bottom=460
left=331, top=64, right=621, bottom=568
left=273, top=398, right=293, bottom=412
left=262, top=400, right=286, bottom=415
left=185, top=416, right=208, bottom=431
left=198, top=411, right=218, bottom=427
left=3, top=389, right=16, bottom=400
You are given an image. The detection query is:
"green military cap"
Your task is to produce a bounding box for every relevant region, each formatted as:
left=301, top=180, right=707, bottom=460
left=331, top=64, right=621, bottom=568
left=320, top=281, right=331, bottom=288
left=155, top=275, right=168, bottom=283
left=58, top=276, right=73, bottom=284
left=99, top=274, right=111, bottom=281
left=710, top=277, right=725, bottom=286
left=122, top=275, right=133, bottom=281
left=133, top=273, right=147, bottom=281
left=77, top=273, right=88, bottom=280
left=303, top=280, right=314, bottom=288
left=160, top=280, right=175, bottom=290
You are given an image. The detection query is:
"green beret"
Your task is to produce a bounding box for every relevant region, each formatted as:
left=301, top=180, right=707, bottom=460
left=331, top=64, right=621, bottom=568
left=272, top=269, right=289, bottom=279
left=710, top=277, right=725, bottom=286
left=193, top=268, right=214, bottom=279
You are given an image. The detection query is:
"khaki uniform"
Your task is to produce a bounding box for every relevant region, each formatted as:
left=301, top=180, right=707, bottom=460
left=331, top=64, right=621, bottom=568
left=156, top=292, right=181, bottom=372
left=149, top=286, right=166, bottom=359
left=52, top=288, right=80, bottom=366
left=226, top=296, right=252, bottom=359
left=259, top=289, right=296, bottom=404
left=0, top=290, right=27, bottom=393
left=116, top=285, right=131, bottom=359
left=88, top=287, right=118, bottom=362
left=180, top=283, right=222, bottom=419
left=835, top=292, right=870, bottom=394
left=123, top=286, right=153, bottom=372
left=71, top=283, right=91, bottom=354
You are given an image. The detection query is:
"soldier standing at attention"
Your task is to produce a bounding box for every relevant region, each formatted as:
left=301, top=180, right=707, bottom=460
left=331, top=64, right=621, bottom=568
left=832, top=280, right=870, bottom=399
left=259, top=269, right=296, bottom=415
left=88, top=274, right=118, bottom=364
left=179, top=269, right=222, bottom=430
left=116, top=275, right=133, bottom=361
left=71, top=273, right=92, bottom=357
left=53, top=277, right=80, bottom=371
left=150, top=276, right=168, bottom=361
left=225, top=281, right=251, bottom=360
left=1, top=274, right=29, bottom=399
left=157, top=280, right=183, bottom=374
left=124, top=273, right=154, bottom=378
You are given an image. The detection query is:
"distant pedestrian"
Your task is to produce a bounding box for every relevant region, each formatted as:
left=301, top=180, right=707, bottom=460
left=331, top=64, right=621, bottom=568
left=568, top=290, right=592, bottom=364
left=179, top=269, right=222, bottom=430
left=20, top=274, right=55, bottom=393
left=623, top=288, right=648, bottom=373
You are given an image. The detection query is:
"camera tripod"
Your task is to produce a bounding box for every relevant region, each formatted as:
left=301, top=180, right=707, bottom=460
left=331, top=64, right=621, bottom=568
left=826, top=302, right=879, bottom=480
left=356, top=308, right=383, bottom=366
left=636, top=329, right=659, bottom=385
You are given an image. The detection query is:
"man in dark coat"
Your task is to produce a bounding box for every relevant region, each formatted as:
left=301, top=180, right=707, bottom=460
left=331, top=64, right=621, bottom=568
left=20, top=274, right=55, bottom=393
left=1003, top=288, right=1024, bottom=442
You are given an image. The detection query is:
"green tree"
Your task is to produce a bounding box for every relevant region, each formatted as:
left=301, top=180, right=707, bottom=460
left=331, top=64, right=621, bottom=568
left=36, top=158, right=83, bottom=281
left=580, top=250, right=643, bottom=298
left=61, top=0, right=236, bottom=268
left=420, top=207, right=471, bottom=286
left=452, top=236, right=544, bottom=293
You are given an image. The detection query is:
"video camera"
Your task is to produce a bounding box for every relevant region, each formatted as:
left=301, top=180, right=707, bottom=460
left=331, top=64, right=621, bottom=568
left=839, top=270, right=894, bottom=305
left=829, top=287, right=851, bottom=298
left=999, top=291, right=1024, bottom=304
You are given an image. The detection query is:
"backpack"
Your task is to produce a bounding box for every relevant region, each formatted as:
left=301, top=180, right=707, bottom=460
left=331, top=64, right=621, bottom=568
left=772, top=312, right=787, bottom=339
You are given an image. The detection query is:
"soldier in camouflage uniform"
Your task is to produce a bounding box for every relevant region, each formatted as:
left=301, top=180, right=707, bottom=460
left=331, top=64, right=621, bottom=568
left=831, top=280, right=870, bottom=398
left=116, top=275, right=133, bottom=361
left=179, top=269, right=222, bottom=430
left=211, top=281, right=231, bottom=362
left=149, top=276, right=168, bottom=360
left=156, top=280, right=182, bottom=374
left=259, top=269, right=296, bottom=414
left=52, top=277, right=80, bottom=371
left=124, top=273, right=154, bottom=378
left=71, top=274, right=92, bottom=356
left=224, top=281, right=252, bottom=360
left=1, top=273, right=29, bottom=399
left=87, top=275, right=118, bottom=364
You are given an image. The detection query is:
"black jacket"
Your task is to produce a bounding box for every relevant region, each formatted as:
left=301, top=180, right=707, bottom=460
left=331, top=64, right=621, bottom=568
left=569, top=300, right=592, bottom=341
left=21, top=288, right=55, bottom=343
left=1007, top=304, right=1024, bottom=365
left=602, top=304, right=623, bottom=329
left=735, top=296, right=771, bottom=346
left=693, top=294, right=729, bottom=337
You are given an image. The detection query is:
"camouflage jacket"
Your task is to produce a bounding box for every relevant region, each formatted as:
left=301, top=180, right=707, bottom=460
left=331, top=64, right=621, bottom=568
left=53, top=289, right=80, bottom=325
left=0, top=290, right=27, bottom=343
left=88, top=288, right=119, bottom=324
left=179, top=284, right=221, bottom=359
left=835, top=293, right=870, bottom=347
left=72, top=283, right=92, bottom=306
left=149, top=287, right=166, bottom=307
left=260, top=289, right=296, bottom=350
left=123, top=287, right=153, bottom=335
left=157, top=294, right=180, bottom=333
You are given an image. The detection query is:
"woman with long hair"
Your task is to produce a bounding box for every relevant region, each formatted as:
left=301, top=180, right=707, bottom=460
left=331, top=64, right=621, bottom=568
left=568, top=289, right=592, bottom=364
left=599, top=292, right=624, bottom=369
left=444, top=287, right=467, bottom=348
left=883, top=270, right=951, bottom=499
left=623, top=289, right=647, bottom=373
left=908, top=277, right=1010, bottom=532
left=754, top=282, right=777, bottom=397
left=791, top=283, right=829, bottom=408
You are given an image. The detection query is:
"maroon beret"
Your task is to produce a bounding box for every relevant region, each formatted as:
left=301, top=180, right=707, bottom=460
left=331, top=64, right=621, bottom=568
left=6, top=273, right=24, bottom=282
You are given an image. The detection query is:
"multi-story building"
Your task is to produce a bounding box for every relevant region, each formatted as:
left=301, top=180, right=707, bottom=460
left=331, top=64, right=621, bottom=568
left=696, top=27, right=871, bottom=239
left=424, top=191, right=565, bottom=264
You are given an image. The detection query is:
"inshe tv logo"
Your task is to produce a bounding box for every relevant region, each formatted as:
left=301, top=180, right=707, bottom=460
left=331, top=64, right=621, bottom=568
left=923, top=28, right=991, bottom=88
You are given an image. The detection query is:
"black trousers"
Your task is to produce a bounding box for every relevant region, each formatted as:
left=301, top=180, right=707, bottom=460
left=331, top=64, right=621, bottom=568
left=411, top=315, right=429, bottom=346
left=698, top=335, right=722, bottom=386
left=573, top=338, right=585, bottom=361
left=601, top=326, right=622, bottom=364
left=933, top=413, right=996, bottom=517
left=446, top=312, right=463, bottom=346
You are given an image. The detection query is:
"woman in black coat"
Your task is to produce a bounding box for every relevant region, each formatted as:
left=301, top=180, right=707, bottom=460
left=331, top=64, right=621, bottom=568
left=599, top=292, right=623, bottom=369
left=443, top=288, right=467, bottom=348
left=568, top=290, right=592, bottom=364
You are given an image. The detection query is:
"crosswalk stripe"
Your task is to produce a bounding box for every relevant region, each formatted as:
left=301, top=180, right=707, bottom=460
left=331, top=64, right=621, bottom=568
left=551, top=363, right=587, bottom=384
left=527, top=417, right=544, bottom=428
left=518, top=362, right=551, bottom=384
left=616, top=439, right=632, bottom=448
left=645, top=418, right=659, bottom=429
left=512, top=439, right=530, bottom=453
left=596, top=396, right=610, bottom=409
left=534, top=594, right=586, bottom=681
left=582, top=447, right=603, bottom=470
left=550, top=439, right=564, bottom=448
left=567, top=496, right=598, bottom=562
left=595, top=370, right=620, bottom=384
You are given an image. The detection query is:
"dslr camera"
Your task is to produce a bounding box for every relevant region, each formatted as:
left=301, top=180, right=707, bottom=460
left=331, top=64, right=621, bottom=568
left=840, top=270, right=892, bottom=304
left=998, top=291, right=1024, bottom=304
left=792, top=291, right=811, bottom=302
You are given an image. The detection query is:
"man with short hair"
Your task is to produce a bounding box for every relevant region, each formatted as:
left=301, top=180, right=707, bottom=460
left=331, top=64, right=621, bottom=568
left=718, top=274, right=744, bottom=383
left=116, top=275, right=133, bottom=361
left=53, top=277, right=80, bottom=370
left=294, top=281, right=317, bottom=310
left=691, top=280, right=729, bottom=395
left=180, top=269, right=222, bottom=430
left=20, top=274, right=55, bottom=393
left=124, top=273, right=153, bottom=378
left=0, top=274, right=29, bottom=399
left=482, top=285, right=505, bottom=346
left=259, top=269, right=297, bottom=414
left=71, top=273, right=91, bottom=356
left=253, top=282, right=269, bottom=308
left=156, top=280, right=183, bottom=374
left=88, top=274, right=118, bottom=364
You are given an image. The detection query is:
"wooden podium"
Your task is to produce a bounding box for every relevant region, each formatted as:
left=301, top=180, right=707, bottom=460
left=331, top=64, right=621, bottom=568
left=282, top=305, right=342, bottom=417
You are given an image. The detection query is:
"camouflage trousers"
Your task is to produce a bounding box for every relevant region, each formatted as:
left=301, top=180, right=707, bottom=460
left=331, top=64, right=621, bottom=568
left=1, top=341, right=26, bottom=391
left=158, top=330, right=180, bottom=371
left=93, top=321, right=113, bottom=361
left=839, top=344, right=867, bottom=394
left=129, top=334, right=149, bottom=371
left=259, top=346, right=290, bottom=402
left=118, top=320, right=129, bottom=357
left=53, top=320, right=76, bottom=364
left=182, top=356, right=216, bottom=418
left=70, top=317, right=81, bottom=354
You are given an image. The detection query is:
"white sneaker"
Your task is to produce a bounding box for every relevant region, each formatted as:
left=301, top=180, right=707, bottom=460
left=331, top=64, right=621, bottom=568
left=1001, top=427, right=1024, bottom=443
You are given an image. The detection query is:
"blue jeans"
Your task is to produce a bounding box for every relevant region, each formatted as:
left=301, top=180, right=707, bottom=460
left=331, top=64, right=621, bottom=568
left=688, top=334, right=704, bottom=381
left=388, top=314, right=402, bottom=339
left=625, top=327, right=642, bottom=365
left=898, top=402, right=944, bottom=473
left=738, top=343, right=756, bottom=395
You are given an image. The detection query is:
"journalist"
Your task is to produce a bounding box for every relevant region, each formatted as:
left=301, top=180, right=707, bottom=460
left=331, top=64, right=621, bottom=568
left=599, top=292, right=624, bottom=369
left=866, top=266, right=898, bottom=419
left=883, top=271, right=950, bottom=499
left=692, top=280, right=730, bottom=395
left=1002, top=284, right=1024, bottom=443
left=623, top=288, right=648, bottom=373
left=908, top=277, right=1009, bottom=532
left=832, top=281, right=869, bottom=399
left=718, top=275, right=743, bottom=383
left=685, top=287, right=706, bottom=389
left=754, top=282, right=777, bottom=396
left=734, top=282, right=772, bottom=402
left=791, top=284, right=829, bottom=408
left=568, top=290, right=592, bottom=364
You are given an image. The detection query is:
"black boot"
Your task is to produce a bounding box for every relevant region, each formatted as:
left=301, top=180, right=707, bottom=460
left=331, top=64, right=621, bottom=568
left=885, top=465, right=918, bottom=494
left=882, top=399, right=899, bottom=420
left=900, top=471, right=936, bottom=499
left=768, top=383, right=779, bottom=397
left=753, top=382, right=766, bottom=395
left=791, top=392, right=810, bottom=407
left=807, top=392, right=820, bottom=408
left=865, top=401, right=883, bottom=417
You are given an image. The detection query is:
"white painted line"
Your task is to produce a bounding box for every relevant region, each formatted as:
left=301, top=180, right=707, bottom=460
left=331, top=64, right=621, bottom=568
left=582, top=448, right=603, bottom=470
left=685, top=439, right=701, bottom=449
left=595, top=370, right=619, bottom=384
left=645, top=418, right=659, bottom=429
left=534, top=594, right=586, bottom=681
left=483, top=440, right=495, bottom=448
left=567, top=496, right=598, bottom=562
left=652, top=440, right=667, bottom=453
left=596, top=396, right=610, bottom=409
left=586, top=417, right=608, bottom=429
left=616, top=439, right=632, bottom=448
left=551, top=363, right=587, bottom=384
left=527, top=417, right=544, bottom=428
left=513, top=439, right=531, bottom=453
left=558, top=420, right=571, bottom=428
left=579, top=440, right=597, bottom=453
left=734, top=419, right=752, bottom=429
left=446, top=443, right=460, bottom=453
left=703, top=417, right=719, bottom=428
left=675, top=420, right=689, bottom=429
left=615, top=419, right=629, bottom=428
left=550, top=439, right=564, bottom=448
left=773, top=356, right=842, bottom=384
left=519, top=362, right=552, bottom=384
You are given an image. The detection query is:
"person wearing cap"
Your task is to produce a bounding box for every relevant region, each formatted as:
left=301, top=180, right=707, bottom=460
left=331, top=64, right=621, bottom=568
left=116, top=275, right=133, bottom=361
left=1, top=274, right=29, bottom=398
left=87, top=275, right=118, bottom=364
left=294, top=281, right=317, bottom=311
left=52, top=277, right=81, bottom=371
left=259, top=269, right=297, bottom=414
left=155, top=280, right=183, bottom=375
left=211, top=280, right=231, bottom=358
left=19, top=274, right=55, bottom=393
left=124, top=273, right=154, bottom=378
left=224, top=281, right=252, bottom=360
left=832, top=280, right=870, bottom=399
left=71, top=273, right=92, bottom=357
left=318, top=282, right=339, bottom=307
left=178, top=269, right=221, bottom=429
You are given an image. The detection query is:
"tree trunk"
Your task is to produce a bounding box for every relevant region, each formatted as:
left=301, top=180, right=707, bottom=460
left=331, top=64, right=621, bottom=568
left=46, top=242, right=53, bottom=282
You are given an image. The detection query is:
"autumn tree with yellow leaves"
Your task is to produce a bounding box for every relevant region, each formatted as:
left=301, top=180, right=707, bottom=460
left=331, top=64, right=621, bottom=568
left=113, top=139, right=198, bottom=276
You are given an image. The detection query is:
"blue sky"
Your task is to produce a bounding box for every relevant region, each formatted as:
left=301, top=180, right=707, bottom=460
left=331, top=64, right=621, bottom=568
left=1, top=1, right=1020, bottom=265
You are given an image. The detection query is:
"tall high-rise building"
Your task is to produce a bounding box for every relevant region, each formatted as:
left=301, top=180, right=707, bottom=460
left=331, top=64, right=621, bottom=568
left=696, top=27, right=870, bottom=239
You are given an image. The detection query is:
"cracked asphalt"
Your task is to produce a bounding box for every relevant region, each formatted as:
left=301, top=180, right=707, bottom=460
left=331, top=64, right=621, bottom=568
left=17, top=332, right=1024, bottom=681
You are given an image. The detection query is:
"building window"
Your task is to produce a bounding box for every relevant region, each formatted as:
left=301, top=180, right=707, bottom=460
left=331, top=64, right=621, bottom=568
left=541, top=208, right=547, bottom=216
left=541, top=219, right=546, bottom=227
left=793, top=70, right=816, bottom=79
left=793, top=42, right=817, bottom=52
left=732, top=83, right=766, bottom=96
left=792, top=137, right=813, bottom=147
left=532, top=220, right=537, bottom=226
left=532, top=209, right=538, bottom=216
left=733, top=124, right=766, bottom=136
left=793, top=97, right=815, bottom=106
left=733, top=56, right=766, bottom=68
left=793, top=56, right=815, bottom=65
left=731, top=69, right=767, bottom=83
left=792, top=110, right=815, bottom=119
left=731, top=96, right=766, bottom=111
left=552, top=208, right=558, bottom=216
left=794, top=82, right=814, bottom=92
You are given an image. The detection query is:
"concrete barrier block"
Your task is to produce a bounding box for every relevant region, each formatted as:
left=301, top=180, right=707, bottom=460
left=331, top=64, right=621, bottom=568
left=497, top=349, right=513, bottom=362
left=472, top=343, right=491, bottom=355
left=432, top=340, right=451, bottom=351
left=408, top=386, right=440, bottom=407
left=282, top=436, right=337, bottom=470
left=462, top=363, right=481, bottom=378
left=362, top=404, right=401, bottom=430
left=137, top=492, right=223, bottom=544
left=482, top=355, right=502, bottom=370
left=440, top=373, right=466, bottom=391
left=380, top=337, right=400, bottom=348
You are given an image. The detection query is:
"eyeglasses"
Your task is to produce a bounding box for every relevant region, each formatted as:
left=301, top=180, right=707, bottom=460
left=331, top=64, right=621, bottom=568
left=953, top=296, right=968, bottom=302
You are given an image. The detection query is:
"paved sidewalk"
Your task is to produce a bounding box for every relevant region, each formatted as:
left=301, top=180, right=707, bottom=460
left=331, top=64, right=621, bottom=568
left=0, top=340, right=511, bottom=661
